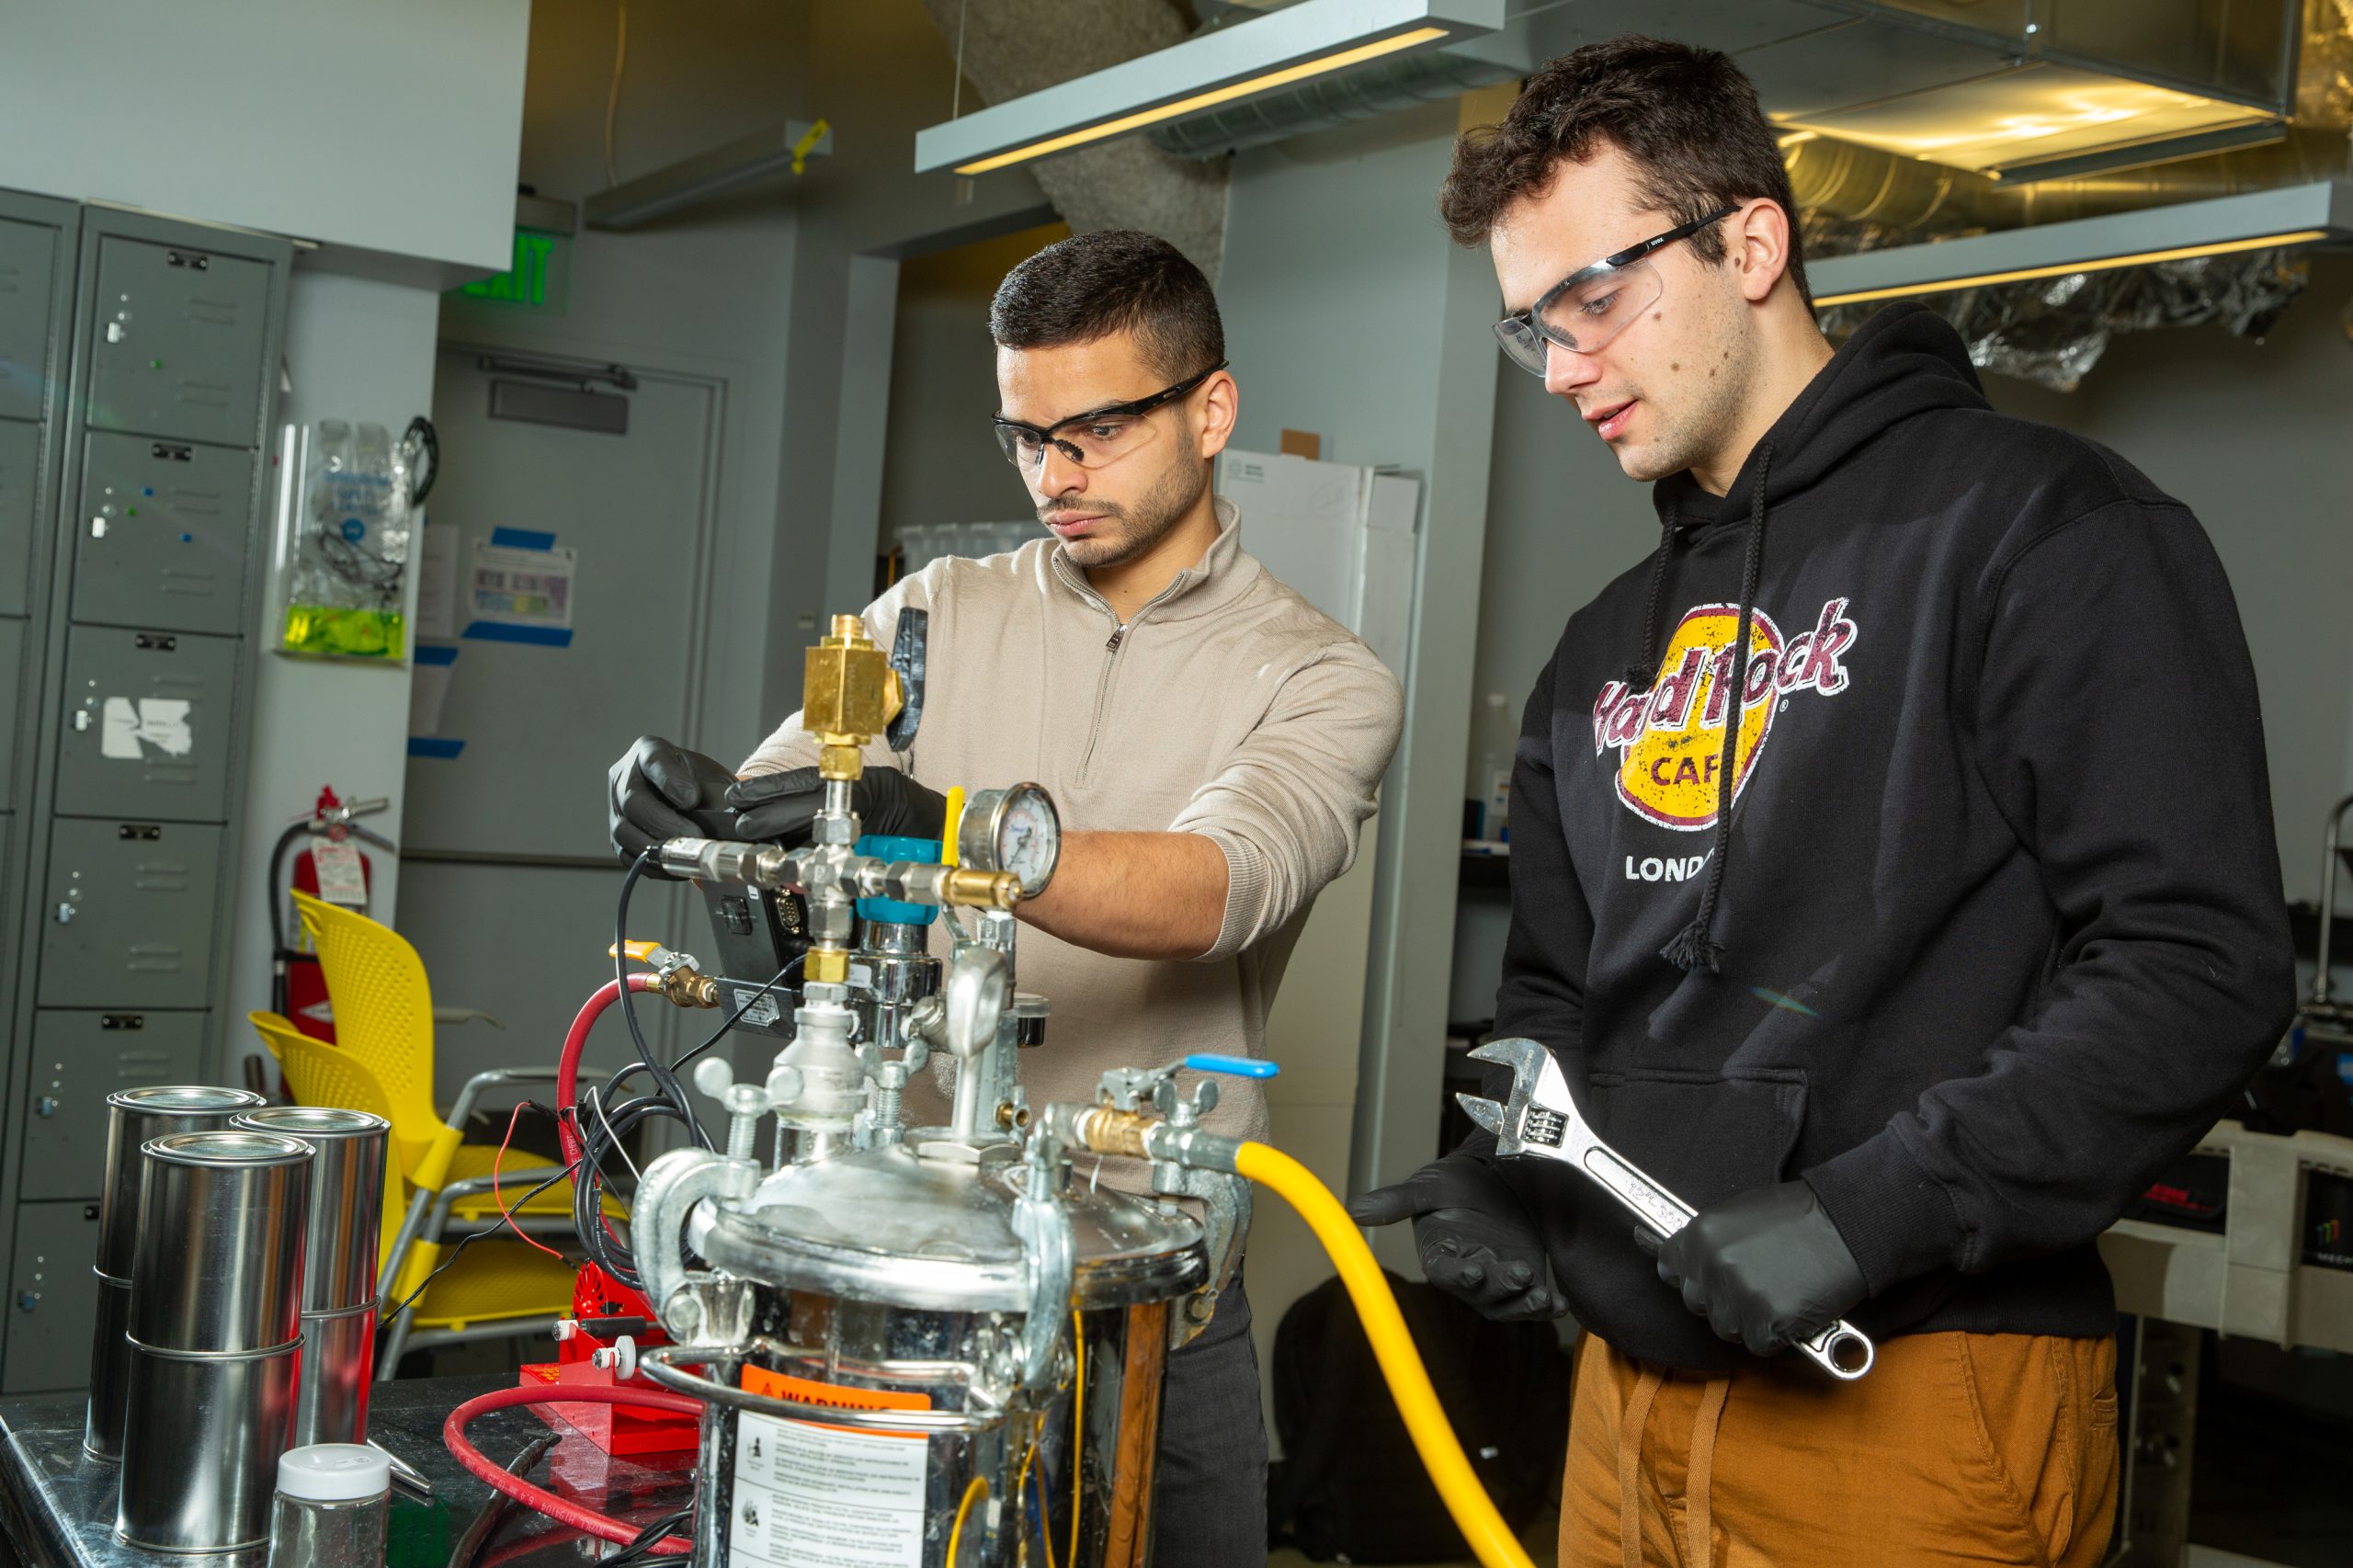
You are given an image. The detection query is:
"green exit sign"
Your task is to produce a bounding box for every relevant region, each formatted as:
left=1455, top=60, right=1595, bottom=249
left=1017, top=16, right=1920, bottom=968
left=453, top=229, right=571, bottom=312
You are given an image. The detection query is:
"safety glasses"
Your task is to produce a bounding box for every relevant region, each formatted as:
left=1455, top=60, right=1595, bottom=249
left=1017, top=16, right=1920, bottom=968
left=1494, top=208, right=1737, bottom=375
left=992, top=360, right=1228, bottom=472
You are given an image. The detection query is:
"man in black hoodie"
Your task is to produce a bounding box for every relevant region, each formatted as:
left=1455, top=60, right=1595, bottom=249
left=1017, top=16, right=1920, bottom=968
left=1350, top=36, right=2296, bottom=1567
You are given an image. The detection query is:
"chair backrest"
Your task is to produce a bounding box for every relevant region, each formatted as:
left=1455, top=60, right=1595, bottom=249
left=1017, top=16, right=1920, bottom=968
left=290, top=891, right=442, bottom=1143
left=248, top=1011, right=412, bottom=1267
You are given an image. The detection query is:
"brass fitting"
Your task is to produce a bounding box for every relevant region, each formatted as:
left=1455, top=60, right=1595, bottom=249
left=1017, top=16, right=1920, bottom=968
left=816, top=743, right=864, bottom=782
left=995, top=1101, right=1033, bottom=1132
left=940, top=867, right=1023, bottom=911
left=1070, top=1105, right=1154, bottom=1160
left=659, top=968, right=721, bottom=1009
left=804, top=948, right=849, bottom=986
left=802, top=615, right=904, bottom=763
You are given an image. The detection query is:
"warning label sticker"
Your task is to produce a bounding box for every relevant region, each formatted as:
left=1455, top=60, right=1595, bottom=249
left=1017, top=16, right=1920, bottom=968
left=727, top=1370, right=934, bottom=1568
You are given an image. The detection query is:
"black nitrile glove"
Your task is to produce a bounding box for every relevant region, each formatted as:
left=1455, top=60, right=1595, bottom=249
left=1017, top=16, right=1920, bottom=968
left=608, top=735, right=740, bottom=861
left=1347, top=1154, right=1564, bottom=1322
left=1643, top=1179, right=1867, bottom=1358
left=726, top=766, right=949, bottom=847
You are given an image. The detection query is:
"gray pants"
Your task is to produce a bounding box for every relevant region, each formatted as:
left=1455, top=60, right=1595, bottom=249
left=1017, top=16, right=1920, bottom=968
left=1152, top=1282, right=1268, bottom=1567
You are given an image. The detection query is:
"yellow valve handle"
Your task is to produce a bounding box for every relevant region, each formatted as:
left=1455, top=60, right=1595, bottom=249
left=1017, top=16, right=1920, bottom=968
left=940, top=787, right=967, bottom=866
left=609, top=939, right=664, bottom=964
left=1233, top=1141, right=1539, bottom=1568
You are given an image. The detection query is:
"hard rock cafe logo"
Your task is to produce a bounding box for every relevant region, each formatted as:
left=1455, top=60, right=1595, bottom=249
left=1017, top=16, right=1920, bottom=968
left=1590, top=597, right=1859, bottom=831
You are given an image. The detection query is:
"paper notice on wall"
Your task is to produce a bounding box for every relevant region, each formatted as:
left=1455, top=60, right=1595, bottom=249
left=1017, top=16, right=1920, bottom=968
left=99, top=698, right=194, bottom=759
left=728, top=1410, right=927, bottom=1568
left=470, top=540, right=575, bottom=630
left=311, top=839, right=368, bottom=906
left=416, top=523, right=461, bottom=640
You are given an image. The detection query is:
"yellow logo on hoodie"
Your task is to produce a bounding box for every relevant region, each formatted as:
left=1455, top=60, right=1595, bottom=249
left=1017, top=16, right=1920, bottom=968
left=1590, top=598, right=1859, bottom=832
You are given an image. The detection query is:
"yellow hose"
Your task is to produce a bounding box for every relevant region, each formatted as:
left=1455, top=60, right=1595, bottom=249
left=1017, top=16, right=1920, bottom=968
left=1068, top=1310, right=1084, bottom=1568
left=1233, top=1142, right=1537, bottom=1568
left=946, top=1474, right=987, bottom=1565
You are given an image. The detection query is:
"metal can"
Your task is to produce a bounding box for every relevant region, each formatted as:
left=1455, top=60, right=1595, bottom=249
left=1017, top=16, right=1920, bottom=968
left=232, top=1107, right=390, bottom=1447
left=129, top=1131, right=313, bottom=1354
left=85, top=1085, right=266, bottom=1462
left=116, top=1341, right=301, bottom=1552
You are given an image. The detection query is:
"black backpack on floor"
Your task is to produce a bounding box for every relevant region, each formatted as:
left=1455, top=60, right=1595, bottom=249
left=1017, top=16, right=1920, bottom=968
left=1266, top=1269, right=1570, bottom=1562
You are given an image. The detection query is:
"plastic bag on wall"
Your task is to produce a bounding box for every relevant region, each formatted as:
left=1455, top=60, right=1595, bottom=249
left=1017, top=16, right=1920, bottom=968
left=277, top=420, right=412, bottom=659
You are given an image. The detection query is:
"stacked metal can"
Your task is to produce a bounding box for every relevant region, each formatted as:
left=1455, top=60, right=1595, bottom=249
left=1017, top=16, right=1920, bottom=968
left=116, top=1130, right=314, bottom=1553
left=85, top=1085, right=267, bottom=1462
left=233, top=1106, right=392, bottom=1448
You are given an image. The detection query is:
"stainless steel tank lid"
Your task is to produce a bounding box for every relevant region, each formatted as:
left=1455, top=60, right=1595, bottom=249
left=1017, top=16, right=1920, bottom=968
left=698, top=1147, right=1207, bottom=1314
left=140, top=1131, right=317, bottom=1168
left=108, top=1085, right=267, bottom=1114
left=231, top=1107, right=391, bottom=1141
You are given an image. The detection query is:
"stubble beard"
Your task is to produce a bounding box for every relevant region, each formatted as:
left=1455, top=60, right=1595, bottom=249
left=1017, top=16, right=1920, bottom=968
left=1052, top=443, right=1208, bottom=570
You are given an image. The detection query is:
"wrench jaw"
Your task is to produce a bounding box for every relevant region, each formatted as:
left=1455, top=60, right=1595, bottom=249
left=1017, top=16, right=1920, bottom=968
left=1452, top=1091, right=1528, bottom=1158
left=1465, top=1038, right=1579, bottom=1158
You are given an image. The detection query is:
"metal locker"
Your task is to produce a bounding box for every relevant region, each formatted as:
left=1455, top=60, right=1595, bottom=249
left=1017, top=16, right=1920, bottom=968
left=71, top=432, right=254, bottom=636
left=0, top=215, right=59, bottom=425
left=0, top=417, right=34, bottom=617
left=3, top=1200, right=103, bottom=1393
left=84, top=237, right=271, bottom=449
left=37, top=817, right=223, bottom=1009
left=53, top=624, right=237, bottom=821
left=0, top=618, right=20, bottom=810
left=18, top=1010, right=210, bottom=1202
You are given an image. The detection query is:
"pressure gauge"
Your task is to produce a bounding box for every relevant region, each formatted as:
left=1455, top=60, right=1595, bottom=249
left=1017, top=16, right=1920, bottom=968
left=959, top=783, right=1061, bottom=897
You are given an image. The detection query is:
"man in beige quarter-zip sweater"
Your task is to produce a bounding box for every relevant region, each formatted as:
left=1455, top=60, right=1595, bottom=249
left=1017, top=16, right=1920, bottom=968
left=608, top=230, right=1404, bottom=1562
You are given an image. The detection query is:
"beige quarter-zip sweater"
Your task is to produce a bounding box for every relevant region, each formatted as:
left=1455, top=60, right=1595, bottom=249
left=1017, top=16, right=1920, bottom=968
left=740, top=499, right=1404, bottom=1153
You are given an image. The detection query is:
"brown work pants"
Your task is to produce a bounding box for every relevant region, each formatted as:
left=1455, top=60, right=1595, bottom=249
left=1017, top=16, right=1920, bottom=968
left=1560, top=1330, right=2119, bottom=1567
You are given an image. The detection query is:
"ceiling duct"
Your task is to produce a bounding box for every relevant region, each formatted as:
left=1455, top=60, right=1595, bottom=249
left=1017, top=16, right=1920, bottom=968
left=919, top=0, right=1230, bottom=278
left=1793, top=0, right=2353, bottom=386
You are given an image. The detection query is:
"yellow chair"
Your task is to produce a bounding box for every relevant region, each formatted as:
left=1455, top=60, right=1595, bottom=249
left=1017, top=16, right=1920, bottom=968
left=251, top=1010, right=579, bottom=1369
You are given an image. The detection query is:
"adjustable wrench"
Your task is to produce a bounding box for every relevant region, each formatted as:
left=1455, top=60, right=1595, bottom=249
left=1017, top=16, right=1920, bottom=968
left=1458, top=1037, right=1874, bottom=1381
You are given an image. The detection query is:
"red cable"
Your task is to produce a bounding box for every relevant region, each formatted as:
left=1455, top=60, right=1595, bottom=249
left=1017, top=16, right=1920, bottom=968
left=494, top=1104, right=567, bottom=1260
left=559, top=977, right=658, bottom=1169
left=443, top=1383, right=703, bottom=1554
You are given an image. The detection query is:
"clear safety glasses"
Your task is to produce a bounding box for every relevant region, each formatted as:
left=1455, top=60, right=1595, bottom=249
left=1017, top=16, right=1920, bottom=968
left=992, top=360, right=1227, bottom=472
left=1493, top=207, right=1737, bottom=375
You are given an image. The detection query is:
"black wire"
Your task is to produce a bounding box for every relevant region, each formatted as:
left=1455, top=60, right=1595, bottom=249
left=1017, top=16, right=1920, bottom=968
left=381, top=1156, right=580, bottom=1324
left=600, top=1508, right=693, bottom=1567
left=615, top=852, right=710, bottom=1151
left=571, top=956, right=801, bottom=1290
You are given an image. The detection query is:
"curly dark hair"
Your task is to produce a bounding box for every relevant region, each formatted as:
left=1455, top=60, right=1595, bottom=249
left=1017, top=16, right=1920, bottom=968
left=989, top=229, right=1225, bottom=381
left=1438, top=35, right=1807, bottom=304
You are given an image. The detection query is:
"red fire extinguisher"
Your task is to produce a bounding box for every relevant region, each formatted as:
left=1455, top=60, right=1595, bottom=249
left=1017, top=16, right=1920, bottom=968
left=269, top=786, right=394, bottom=1041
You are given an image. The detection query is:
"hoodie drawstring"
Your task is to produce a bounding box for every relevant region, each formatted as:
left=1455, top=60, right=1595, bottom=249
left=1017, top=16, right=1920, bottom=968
left=1661, top=445, right=1772, bottom=975
left=1618, top=507, right=1679, bottom=691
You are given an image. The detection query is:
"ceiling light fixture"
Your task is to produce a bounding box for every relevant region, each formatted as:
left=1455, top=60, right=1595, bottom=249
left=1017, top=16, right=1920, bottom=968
left=913, top=0, right=1502, bottom=177
left=1809, top=180, right=2352, bottom=309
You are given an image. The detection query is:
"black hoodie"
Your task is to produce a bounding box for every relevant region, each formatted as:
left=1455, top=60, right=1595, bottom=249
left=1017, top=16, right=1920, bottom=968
left=1480, top=302, right=2296, bottom=1371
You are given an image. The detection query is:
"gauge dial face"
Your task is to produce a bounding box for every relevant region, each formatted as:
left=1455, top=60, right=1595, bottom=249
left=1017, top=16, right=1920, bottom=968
left=986, top=784, right=1060, bottom=896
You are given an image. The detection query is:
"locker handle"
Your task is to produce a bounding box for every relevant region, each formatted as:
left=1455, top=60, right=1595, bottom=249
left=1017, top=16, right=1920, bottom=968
left=73, top=710, right=90, bottom=732
left=33, top=1097, right=56, bottom=1119
left=53, top=903, right=74, bottom=926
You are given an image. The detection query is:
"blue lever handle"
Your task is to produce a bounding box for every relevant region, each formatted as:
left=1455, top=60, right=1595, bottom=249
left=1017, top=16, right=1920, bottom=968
left=1184, top=1052, right=1279, bottom=1080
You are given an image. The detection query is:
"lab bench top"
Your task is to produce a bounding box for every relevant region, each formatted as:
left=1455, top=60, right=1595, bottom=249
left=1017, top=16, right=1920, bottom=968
left=0, top=1377, right=695, bottom=1568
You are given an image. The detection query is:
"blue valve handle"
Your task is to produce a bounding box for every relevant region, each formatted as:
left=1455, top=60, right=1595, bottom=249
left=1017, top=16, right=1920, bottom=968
left=1183, top=1052, right=1279, bottom=1080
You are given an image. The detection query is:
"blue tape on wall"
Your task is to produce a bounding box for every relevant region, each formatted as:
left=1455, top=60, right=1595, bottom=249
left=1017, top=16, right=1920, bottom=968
left=489, top=527, right=556, bottom=551
left=408, top=737, right=466, bottom=759
left=415, top=643, right=458, bottom=666
left=460, top=620, right=574, bottom=648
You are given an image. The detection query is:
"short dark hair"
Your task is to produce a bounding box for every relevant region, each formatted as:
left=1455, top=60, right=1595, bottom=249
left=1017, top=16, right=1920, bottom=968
left=1438, top=36, right=1808, bottom=304
left=989, top=230, right=1226, bottom=381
